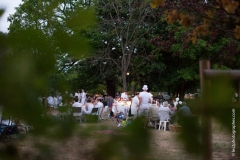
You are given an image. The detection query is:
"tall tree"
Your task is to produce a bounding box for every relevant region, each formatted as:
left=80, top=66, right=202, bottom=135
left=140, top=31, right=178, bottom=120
left=93, top=0, right=160, bottom=91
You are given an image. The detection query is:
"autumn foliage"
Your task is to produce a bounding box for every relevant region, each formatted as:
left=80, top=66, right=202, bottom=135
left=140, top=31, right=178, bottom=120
left=151, top=0, right=240, bottom=41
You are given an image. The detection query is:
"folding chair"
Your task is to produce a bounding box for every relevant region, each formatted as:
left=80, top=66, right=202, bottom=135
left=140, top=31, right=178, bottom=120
left=101, top=106, right=109, bottom=120
left=72, top=107, right=82, bottom=123
left=91, top=108, right=99, bottom=115
left=58, top=106, right=71, bottom=120
left=84, top=108, right=99, bottom=122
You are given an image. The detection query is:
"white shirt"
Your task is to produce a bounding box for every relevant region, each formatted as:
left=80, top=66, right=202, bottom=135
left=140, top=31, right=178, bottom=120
left=83, top=103, right=94, bottom=114
left=75, top=92, right=81, bottom=101
left=72, top=102, right=82, bottom=108
left=95, top=101, right=103, bottom=108
left=57, top=95, right=63, bottom=102
left=47, top=96, right=54, bottom=105
left=112, top=101, right=120, bottom=113
left=139, top=92, right=151, bottom=104
left=53, top=97, right=59, bottom=106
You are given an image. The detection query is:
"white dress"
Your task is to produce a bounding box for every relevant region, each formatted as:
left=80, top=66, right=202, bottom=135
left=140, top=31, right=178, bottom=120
left=81, top=92, right=86, bottom=104
left=131, top=96, right=139, bottom=115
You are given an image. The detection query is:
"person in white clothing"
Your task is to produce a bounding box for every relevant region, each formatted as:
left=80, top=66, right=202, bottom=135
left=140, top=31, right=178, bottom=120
left=173, top=97, right=179, bottom=107
left=83, top=98, right=94, bottom=115
left=57, top=94, right=63, bottom=104
left=131, top=92, right=139, bottom=119
left=81, top=89, right=86, bottom=104
left=158, top=101, right=171, bottom=120
left=111, top=96, right=120, bottom=120
left=138, top=85, right=151, bottom=127
left=94, top=98, right=104, bottom=120
left=121, top=91, right=129, bottom=101
left=47, top=94, right=54, bottom=109
left=72, top=96, right=83, bottom=117
left=75, top=90, right=81, bottom=103
left=53, top=94, right=59, bottom=109
left=72, top=97, right=83, bottom=108
left=158, top=101, right=171, bottom=130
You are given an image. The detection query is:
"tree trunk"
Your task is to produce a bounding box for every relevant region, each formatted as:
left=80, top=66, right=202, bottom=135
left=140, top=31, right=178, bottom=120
left=122, top=71, right=127, bottom=92
left=179, top=82, right=185, bottom=100
left=106, top=79, right=116, bottom=97
left=131, top=82, right=136, bottom=97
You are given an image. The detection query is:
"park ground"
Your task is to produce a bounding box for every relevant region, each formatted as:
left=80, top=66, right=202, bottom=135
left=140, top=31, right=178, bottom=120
left=0, top=111, right=237, bottom=160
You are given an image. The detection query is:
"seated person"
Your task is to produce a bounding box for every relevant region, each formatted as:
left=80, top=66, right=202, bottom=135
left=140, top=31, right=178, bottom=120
left=169, top=103, right=177, bottom=114
left=72, top=96, right=83, bottom=116
left=148, top=100, right=159, bottom=118
left=169, top=103, right=177, bottom=124
left=148, top=100, right=160, bottom=128
left=158, top=101, right=171, bottom=130
left=177, top=101, right=191, bottom=125
left=47, top=94, right=54, bottom=109
left=83, top=98, right=94, bottom=115
left=158, top=101, right=171, bottom=121
left=94, top=98, right=104, bottom=120
left=101, top=101, right=109, bottom=120
left=111, top=96, right=121, bottom=120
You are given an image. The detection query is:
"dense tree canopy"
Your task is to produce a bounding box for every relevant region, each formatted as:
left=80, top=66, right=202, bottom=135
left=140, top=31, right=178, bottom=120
left=148, top=0, right=240, bottom=98
left=86, top=0, right=162, bottom=91
left=7, top=0, right=96, bottom=92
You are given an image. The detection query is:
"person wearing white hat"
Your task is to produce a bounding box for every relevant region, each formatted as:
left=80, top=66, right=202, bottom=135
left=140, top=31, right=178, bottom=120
left=138, top=85, right=152, bottom=126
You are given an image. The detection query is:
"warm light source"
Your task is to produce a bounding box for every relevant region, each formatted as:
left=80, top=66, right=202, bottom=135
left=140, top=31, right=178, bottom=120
left=126, top=72, right=129, bottom=75
left=126, top=101, right=131, bottom=106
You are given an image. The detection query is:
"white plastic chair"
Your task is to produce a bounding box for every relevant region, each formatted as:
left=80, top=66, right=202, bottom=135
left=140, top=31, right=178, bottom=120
left=158, top=110, right=170, bottom=131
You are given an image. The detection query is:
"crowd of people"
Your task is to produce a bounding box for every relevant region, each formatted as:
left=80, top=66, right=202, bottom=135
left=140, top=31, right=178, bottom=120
left=110, top=85, right=192, bottom=128
left=39, top=89, right=115, bottom=122
left=39, top=86, right=192, bottom=128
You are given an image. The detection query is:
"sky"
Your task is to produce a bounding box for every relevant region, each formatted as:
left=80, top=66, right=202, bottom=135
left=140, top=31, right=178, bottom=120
left=0, top=0, right=22, bottom=33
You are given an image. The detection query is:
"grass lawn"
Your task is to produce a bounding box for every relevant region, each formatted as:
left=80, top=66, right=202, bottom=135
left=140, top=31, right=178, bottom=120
left=0, top=111, right=236, bottom=160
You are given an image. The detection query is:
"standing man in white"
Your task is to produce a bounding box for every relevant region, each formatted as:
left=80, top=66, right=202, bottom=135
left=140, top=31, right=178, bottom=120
left=81, top=89, right=86, bottom=104
left=138, top=85, right=152, bottom=127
